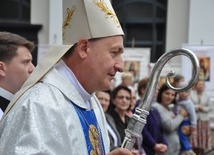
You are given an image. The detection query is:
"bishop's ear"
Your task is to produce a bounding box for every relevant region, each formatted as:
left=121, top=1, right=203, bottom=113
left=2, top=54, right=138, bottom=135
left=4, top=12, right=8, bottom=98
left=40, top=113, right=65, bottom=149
left=76, top=38, right=90, bottom=59
left=0, top=61, right=6, bottom=77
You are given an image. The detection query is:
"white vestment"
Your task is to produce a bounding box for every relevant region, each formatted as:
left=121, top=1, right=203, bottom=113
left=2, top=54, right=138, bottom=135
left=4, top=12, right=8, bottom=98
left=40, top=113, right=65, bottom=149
left=0, top=68, right=109, bottom=155
left=0, top=109, right=3, bottom=119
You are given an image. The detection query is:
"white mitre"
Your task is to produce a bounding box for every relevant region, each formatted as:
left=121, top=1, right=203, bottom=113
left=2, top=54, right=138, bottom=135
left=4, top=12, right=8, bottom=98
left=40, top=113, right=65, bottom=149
left=2, top=0, right=124, bottom=119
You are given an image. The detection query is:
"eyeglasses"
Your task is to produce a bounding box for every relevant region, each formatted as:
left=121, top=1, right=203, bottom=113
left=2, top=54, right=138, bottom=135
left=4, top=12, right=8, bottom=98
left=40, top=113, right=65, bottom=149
left=116, top=96, right=131, bottom=100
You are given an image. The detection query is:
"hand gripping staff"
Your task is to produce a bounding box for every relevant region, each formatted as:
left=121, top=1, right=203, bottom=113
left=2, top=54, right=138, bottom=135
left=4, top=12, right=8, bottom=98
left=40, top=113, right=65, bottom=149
left=121, top=48, right=200, bottom=150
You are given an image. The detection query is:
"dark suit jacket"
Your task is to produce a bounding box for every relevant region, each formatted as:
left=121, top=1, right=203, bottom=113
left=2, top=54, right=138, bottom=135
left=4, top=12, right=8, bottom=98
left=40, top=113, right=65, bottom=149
left=0, top=96, right=10, bottom=112
left=105, top=113, right=121, bottom=151
left=107, top=110, right=131, bottom=143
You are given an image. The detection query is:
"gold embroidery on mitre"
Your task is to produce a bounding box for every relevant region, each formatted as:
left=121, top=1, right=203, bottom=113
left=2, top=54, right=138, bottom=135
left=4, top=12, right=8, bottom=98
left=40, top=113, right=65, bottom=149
left=62, top=6, right=76, bottom=40
left=93, top=0, right=120, bottom=27
left=89, top=125, right=102, bottom=155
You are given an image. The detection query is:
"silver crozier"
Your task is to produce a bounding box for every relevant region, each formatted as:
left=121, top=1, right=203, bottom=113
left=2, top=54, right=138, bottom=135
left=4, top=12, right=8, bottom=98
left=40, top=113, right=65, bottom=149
left=121, top=48, right=200, bottom=150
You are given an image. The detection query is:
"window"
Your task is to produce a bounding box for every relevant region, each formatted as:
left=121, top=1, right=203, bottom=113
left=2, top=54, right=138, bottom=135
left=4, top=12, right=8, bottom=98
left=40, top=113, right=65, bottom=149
left=112, top=0, right=167, bottom=62
left=0, top=0, right=30, bottom=23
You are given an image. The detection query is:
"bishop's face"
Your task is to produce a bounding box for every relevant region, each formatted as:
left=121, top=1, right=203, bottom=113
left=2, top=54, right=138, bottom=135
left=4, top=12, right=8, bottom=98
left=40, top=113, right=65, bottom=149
left=84, top=35, right=124, bottom=93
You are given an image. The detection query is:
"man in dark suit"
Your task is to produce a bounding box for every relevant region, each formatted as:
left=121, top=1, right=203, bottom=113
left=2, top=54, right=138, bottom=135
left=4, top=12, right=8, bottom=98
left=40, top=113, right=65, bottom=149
left=0, top=32, right=35, bottom=118
left=0, top=88, right=13, bottom=113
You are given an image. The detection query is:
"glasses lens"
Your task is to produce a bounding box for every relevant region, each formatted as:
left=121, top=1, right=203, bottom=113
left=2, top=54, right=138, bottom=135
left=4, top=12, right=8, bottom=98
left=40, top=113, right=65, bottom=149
left=116, top=96, right=131, bottom=100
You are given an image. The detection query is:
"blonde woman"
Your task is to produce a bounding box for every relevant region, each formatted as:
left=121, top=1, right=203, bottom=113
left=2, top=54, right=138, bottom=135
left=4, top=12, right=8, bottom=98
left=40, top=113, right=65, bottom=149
left=189, top=80, right=212, bottom=155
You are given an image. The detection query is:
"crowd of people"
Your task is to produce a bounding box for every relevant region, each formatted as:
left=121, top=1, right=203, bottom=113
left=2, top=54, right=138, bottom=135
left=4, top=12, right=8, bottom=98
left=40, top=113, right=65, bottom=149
left=95, top=73, right=212, bottom=155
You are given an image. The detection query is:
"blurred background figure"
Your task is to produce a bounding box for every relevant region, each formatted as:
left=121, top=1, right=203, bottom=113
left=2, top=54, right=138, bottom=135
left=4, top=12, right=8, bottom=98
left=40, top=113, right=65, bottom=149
left=95, top=90, right=121, bottom=151
left=137, top=77, right=168, bottom=155
left=175, top=83, right=197, bottom=155
left=158, top=76, right=167, bottom=89
left=172, top=74, right=184, bottom=88
left=189, top=80, right=212, bottom=155
left=120, top=71, right=134, bottom=87
left=126, top=86, right=137, bottom=117
left=110, top=77, right=117, bottom=91
left=135, top=77, right=150, bottom=110
left=153, top=84, right=188, bottom=155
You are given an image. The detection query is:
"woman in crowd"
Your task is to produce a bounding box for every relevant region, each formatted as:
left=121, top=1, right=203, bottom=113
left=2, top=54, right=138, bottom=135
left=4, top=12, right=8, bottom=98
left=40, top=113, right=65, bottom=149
left=108, top=85, right=131, bottom=143
left=95, top=90, right=121, bottom=151
left=153, top=84, right=188, bottom=155
left=138, top=77, right=168, bottom=155
left=108, top=85, right=140, bottom=155
left=189, top=80, right=212, bottom=155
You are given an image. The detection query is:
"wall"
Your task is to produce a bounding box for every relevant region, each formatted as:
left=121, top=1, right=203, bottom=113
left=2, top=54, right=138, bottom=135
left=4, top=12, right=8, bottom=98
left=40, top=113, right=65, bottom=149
left=165, top=0, right=189, bottom=74
left=49, top=0, right=62, bottom=44
left=31, top=0, right=50, bottom=44
left=189, top=0, right=214, bottom=44
left=166, top=0, right=214, bottom=74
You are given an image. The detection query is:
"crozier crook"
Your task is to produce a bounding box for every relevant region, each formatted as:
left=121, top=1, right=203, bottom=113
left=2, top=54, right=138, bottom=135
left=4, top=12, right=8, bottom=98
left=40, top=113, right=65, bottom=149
left=121, top=48, right=200, bottom=150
